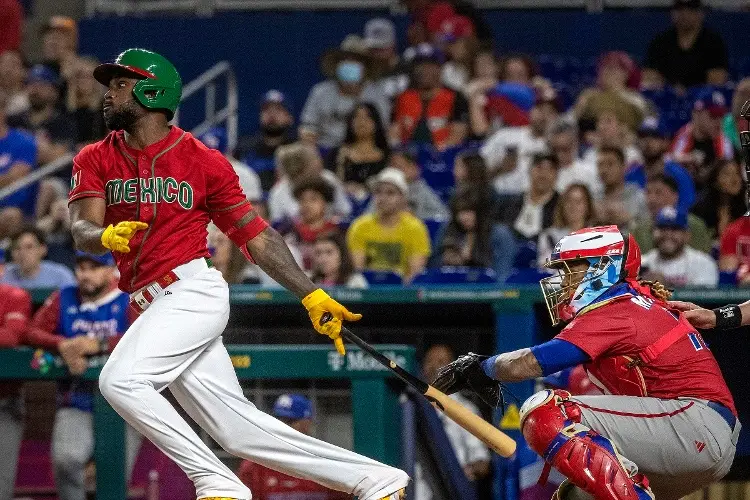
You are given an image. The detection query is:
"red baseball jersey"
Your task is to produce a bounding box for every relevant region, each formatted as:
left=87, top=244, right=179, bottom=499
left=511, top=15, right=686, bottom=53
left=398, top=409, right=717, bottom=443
left=237, top=460, right=352, bottom=500
left=556, top=294, right=736, bottom=415
left=720, top=216, right=750, bottom=266
left=69, top=127, right=266, bottom=293
left=0, top=283, right=31, bottom=398
left=0, top=283, right=31, bottom=348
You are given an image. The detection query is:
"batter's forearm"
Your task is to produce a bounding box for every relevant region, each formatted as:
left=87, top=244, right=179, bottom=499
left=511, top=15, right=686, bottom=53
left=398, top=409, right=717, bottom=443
left=71, top=219, right=108, bottom=254
left=246, top=227, right=317, bottom=299
left=488, top=348, right=543, bottom=383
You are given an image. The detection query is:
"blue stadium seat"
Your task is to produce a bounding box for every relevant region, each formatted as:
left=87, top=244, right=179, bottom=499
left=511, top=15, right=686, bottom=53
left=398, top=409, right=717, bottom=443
left=739, top=57, right=750, bottom=79
left=513, top=240, right=539, bottom=269
left=361, top=270, right=403, bottom=285
left=423, top=218, right=447, bottom=249
left=552, top=82, right=576, bottom=111
left=337, top=219, right=351, bottom=233
left=537, top=54, right=556, bottom=80
left=411, top=267, right=497, bottom=284
left=347, top=194, right=371, bottom=219
left=719, top=271, right=737, bottom=286
left=415, top=144, right=460, bottom=202
left=505, top=268, right=552, bottom=284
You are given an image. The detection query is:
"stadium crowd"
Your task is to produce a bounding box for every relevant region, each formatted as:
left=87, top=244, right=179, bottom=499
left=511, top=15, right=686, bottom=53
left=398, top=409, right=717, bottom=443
left=2, top=0, right=749, bottom=293
left=0, top=0, right=747, bottom=498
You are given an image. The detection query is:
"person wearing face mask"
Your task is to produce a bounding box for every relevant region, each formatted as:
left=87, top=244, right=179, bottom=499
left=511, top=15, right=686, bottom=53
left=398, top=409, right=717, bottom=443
left=300, top=35, right=390, bottom=151
left=234, top=90, right=297, bottom=192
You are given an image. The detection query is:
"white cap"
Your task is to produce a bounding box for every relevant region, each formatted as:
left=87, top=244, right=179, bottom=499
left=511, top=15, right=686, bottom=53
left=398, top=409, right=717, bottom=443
left=364, top=18, right=396, bottom=49
left=369, top=167, right=408, bottom=195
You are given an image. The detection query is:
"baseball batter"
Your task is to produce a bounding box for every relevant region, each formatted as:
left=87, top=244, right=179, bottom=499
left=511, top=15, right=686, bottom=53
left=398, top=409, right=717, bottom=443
left=434, top=226, right=739, bottom=500
left=67, top=48, right=408, bottom=500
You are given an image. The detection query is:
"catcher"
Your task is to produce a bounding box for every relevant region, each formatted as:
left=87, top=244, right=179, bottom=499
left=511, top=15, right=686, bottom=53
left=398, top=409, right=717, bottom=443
left=434, top=226, right=739, bottom=500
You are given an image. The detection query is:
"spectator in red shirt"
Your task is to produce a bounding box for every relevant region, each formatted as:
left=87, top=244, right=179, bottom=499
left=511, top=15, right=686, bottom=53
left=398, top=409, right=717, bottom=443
left=277, top=176, right=339, bottom=271
left=719, top=216, right=750, bottom=286
left=0, top=0, right=22, bottom=55
left=671, top=89, right=733, bottom=188
left=391, top=43, right=468, bottom=150
left=237, top=394, right=351, bottom=499
left=0, top=282, right=31, bottom=500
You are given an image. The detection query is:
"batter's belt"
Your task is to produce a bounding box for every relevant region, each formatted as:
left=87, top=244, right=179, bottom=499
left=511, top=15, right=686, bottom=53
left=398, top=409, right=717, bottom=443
left=130, top=257, right=214, bottom=313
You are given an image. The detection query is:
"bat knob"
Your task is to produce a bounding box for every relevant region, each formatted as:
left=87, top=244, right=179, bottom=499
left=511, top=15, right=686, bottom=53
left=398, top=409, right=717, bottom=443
left=320, top=312, right=333, bottom=326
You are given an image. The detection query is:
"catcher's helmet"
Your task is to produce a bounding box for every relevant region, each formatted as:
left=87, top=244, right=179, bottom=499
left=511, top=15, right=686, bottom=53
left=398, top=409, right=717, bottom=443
left=540, top=225, right=641, bottom=325
left=94, top=48, right=182, bottom=119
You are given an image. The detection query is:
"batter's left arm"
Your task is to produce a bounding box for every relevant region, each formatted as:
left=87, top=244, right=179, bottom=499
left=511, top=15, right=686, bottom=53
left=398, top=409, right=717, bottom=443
left=210, top=151, right=361, bottom=354
left=246, top=226, right=317, bottom=298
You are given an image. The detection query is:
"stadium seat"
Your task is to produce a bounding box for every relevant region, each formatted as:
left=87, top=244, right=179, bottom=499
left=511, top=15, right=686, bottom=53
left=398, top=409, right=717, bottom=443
left=361, top=270, right=403, bottom=285
left=505, top=268, right=552, bottom=284
left=513, top=240, right=539, bottom=269
left=415, top=144, right=459, bottom=202
left=411, top=267, right=497, bottom=284
left=719, top=271, right=738, bottom=286
left=423, top=218, right=447, bottom=249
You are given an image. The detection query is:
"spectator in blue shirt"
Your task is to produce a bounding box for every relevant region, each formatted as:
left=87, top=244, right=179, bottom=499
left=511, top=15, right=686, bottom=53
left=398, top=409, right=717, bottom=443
left=0, top=88, right=37, bottom=239
left=626, top=117, right=696, bottom=213
left=1, top=226, right=75, bottom=289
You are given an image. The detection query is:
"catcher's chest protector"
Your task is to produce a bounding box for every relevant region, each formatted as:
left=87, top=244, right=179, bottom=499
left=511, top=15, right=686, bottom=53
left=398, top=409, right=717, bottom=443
left=585, top=315, right=694, bottom=397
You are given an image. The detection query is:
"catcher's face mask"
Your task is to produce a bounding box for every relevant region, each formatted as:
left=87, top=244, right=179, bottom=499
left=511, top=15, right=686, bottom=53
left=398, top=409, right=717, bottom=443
left=540, top=256, right=617, bottom=326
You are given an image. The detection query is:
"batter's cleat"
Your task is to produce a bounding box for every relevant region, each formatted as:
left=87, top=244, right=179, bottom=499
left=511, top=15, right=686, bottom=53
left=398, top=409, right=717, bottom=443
left=377, top=488, right=406, bottom=500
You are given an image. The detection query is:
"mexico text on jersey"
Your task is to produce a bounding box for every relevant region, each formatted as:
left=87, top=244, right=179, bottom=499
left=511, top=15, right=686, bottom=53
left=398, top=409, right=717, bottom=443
left=68, top=126, right=267, bottom=293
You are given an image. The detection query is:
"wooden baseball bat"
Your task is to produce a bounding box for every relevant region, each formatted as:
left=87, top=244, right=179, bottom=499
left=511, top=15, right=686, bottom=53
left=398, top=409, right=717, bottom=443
left=338, top=326, right=517, bottom=458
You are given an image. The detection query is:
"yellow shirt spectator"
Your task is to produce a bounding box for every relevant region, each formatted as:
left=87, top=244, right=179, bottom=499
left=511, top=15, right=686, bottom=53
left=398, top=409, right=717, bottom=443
left=347, top=211, right=431, bottom=277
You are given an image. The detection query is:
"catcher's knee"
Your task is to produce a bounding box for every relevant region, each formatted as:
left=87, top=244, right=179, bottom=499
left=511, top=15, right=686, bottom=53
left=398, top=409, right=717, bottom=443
left=519, top=389, right=582, bottom=455
left=519, top=390, right=653, bottom=500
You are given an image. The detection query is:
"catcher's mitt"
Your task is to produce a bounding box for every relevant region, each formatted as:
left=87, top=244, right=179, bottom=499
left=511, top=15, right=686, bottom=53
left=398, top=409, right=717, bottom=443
left=432, top=353, right=506, bottom=409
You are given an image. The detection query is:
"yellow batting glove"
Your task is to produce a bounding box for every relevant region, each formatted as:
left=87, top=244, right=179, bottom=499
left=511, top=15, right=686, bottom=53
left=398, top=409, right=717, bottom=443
left=101, top=221, right=149, bottom=253
left=302, top=289, right=362, bottom=355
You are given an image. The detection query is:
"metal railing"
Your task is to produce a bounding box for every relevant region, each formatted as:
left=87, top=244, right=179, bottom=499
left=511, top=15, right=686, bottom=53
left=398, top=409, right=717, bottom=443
left=0, top=154, right=75, bottom=203
left=175, top=60, right=239, bottom=153
left=0, top=62, right=237, bottom=204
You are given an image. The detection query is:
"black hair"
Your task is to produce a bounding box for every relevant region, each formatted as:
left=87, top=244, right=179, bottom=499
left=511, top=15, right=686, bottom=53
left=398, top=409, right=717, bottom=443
left=310, top=231, right=355, bottom=286
left=646, top=173, right=679, bottom=194
left=10, top=226, right=47, bottom=249
left=532, top=152, right=560, bottom=169
left=343, top=102, right=390, bottom=156
left=292, top=175, right=335, bottom=204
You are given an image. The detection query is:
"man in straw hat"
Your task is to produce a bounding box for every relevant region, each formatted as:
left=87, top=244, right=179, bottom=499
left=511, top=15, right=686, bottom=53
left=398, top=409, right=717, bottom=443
left=300, top=35, right=390, bottom=150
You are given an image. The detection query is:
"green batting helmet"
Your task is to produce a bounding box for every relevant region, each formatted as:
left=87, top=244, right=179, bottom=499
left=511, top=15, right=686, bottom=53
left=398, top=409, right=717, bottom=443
left=94, top=48, right=182, bottom=119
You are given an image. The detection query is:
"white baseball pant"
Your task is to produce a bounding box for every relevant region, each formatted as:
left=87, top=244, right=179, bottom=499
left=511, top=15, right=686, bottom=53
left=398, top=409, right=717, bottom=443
left=98, top=258, right=408, bottom=499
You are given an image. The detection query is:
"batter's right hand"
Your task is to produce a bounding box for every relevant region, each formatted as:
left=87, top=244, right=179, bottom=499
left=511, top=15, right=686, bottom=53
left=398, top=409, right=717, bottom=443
left=101, top=221, right=148, bottom=253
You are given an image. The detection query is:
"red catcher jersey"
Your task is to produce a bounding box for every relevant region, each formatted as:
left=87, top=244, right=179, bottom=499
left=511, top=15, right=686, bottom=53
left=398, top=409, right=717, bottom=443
left=237, top=460, right=352, bottom=500
left=556, top=295, right=736, bottom=415
left=69, top=127, right=257, bottom=293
